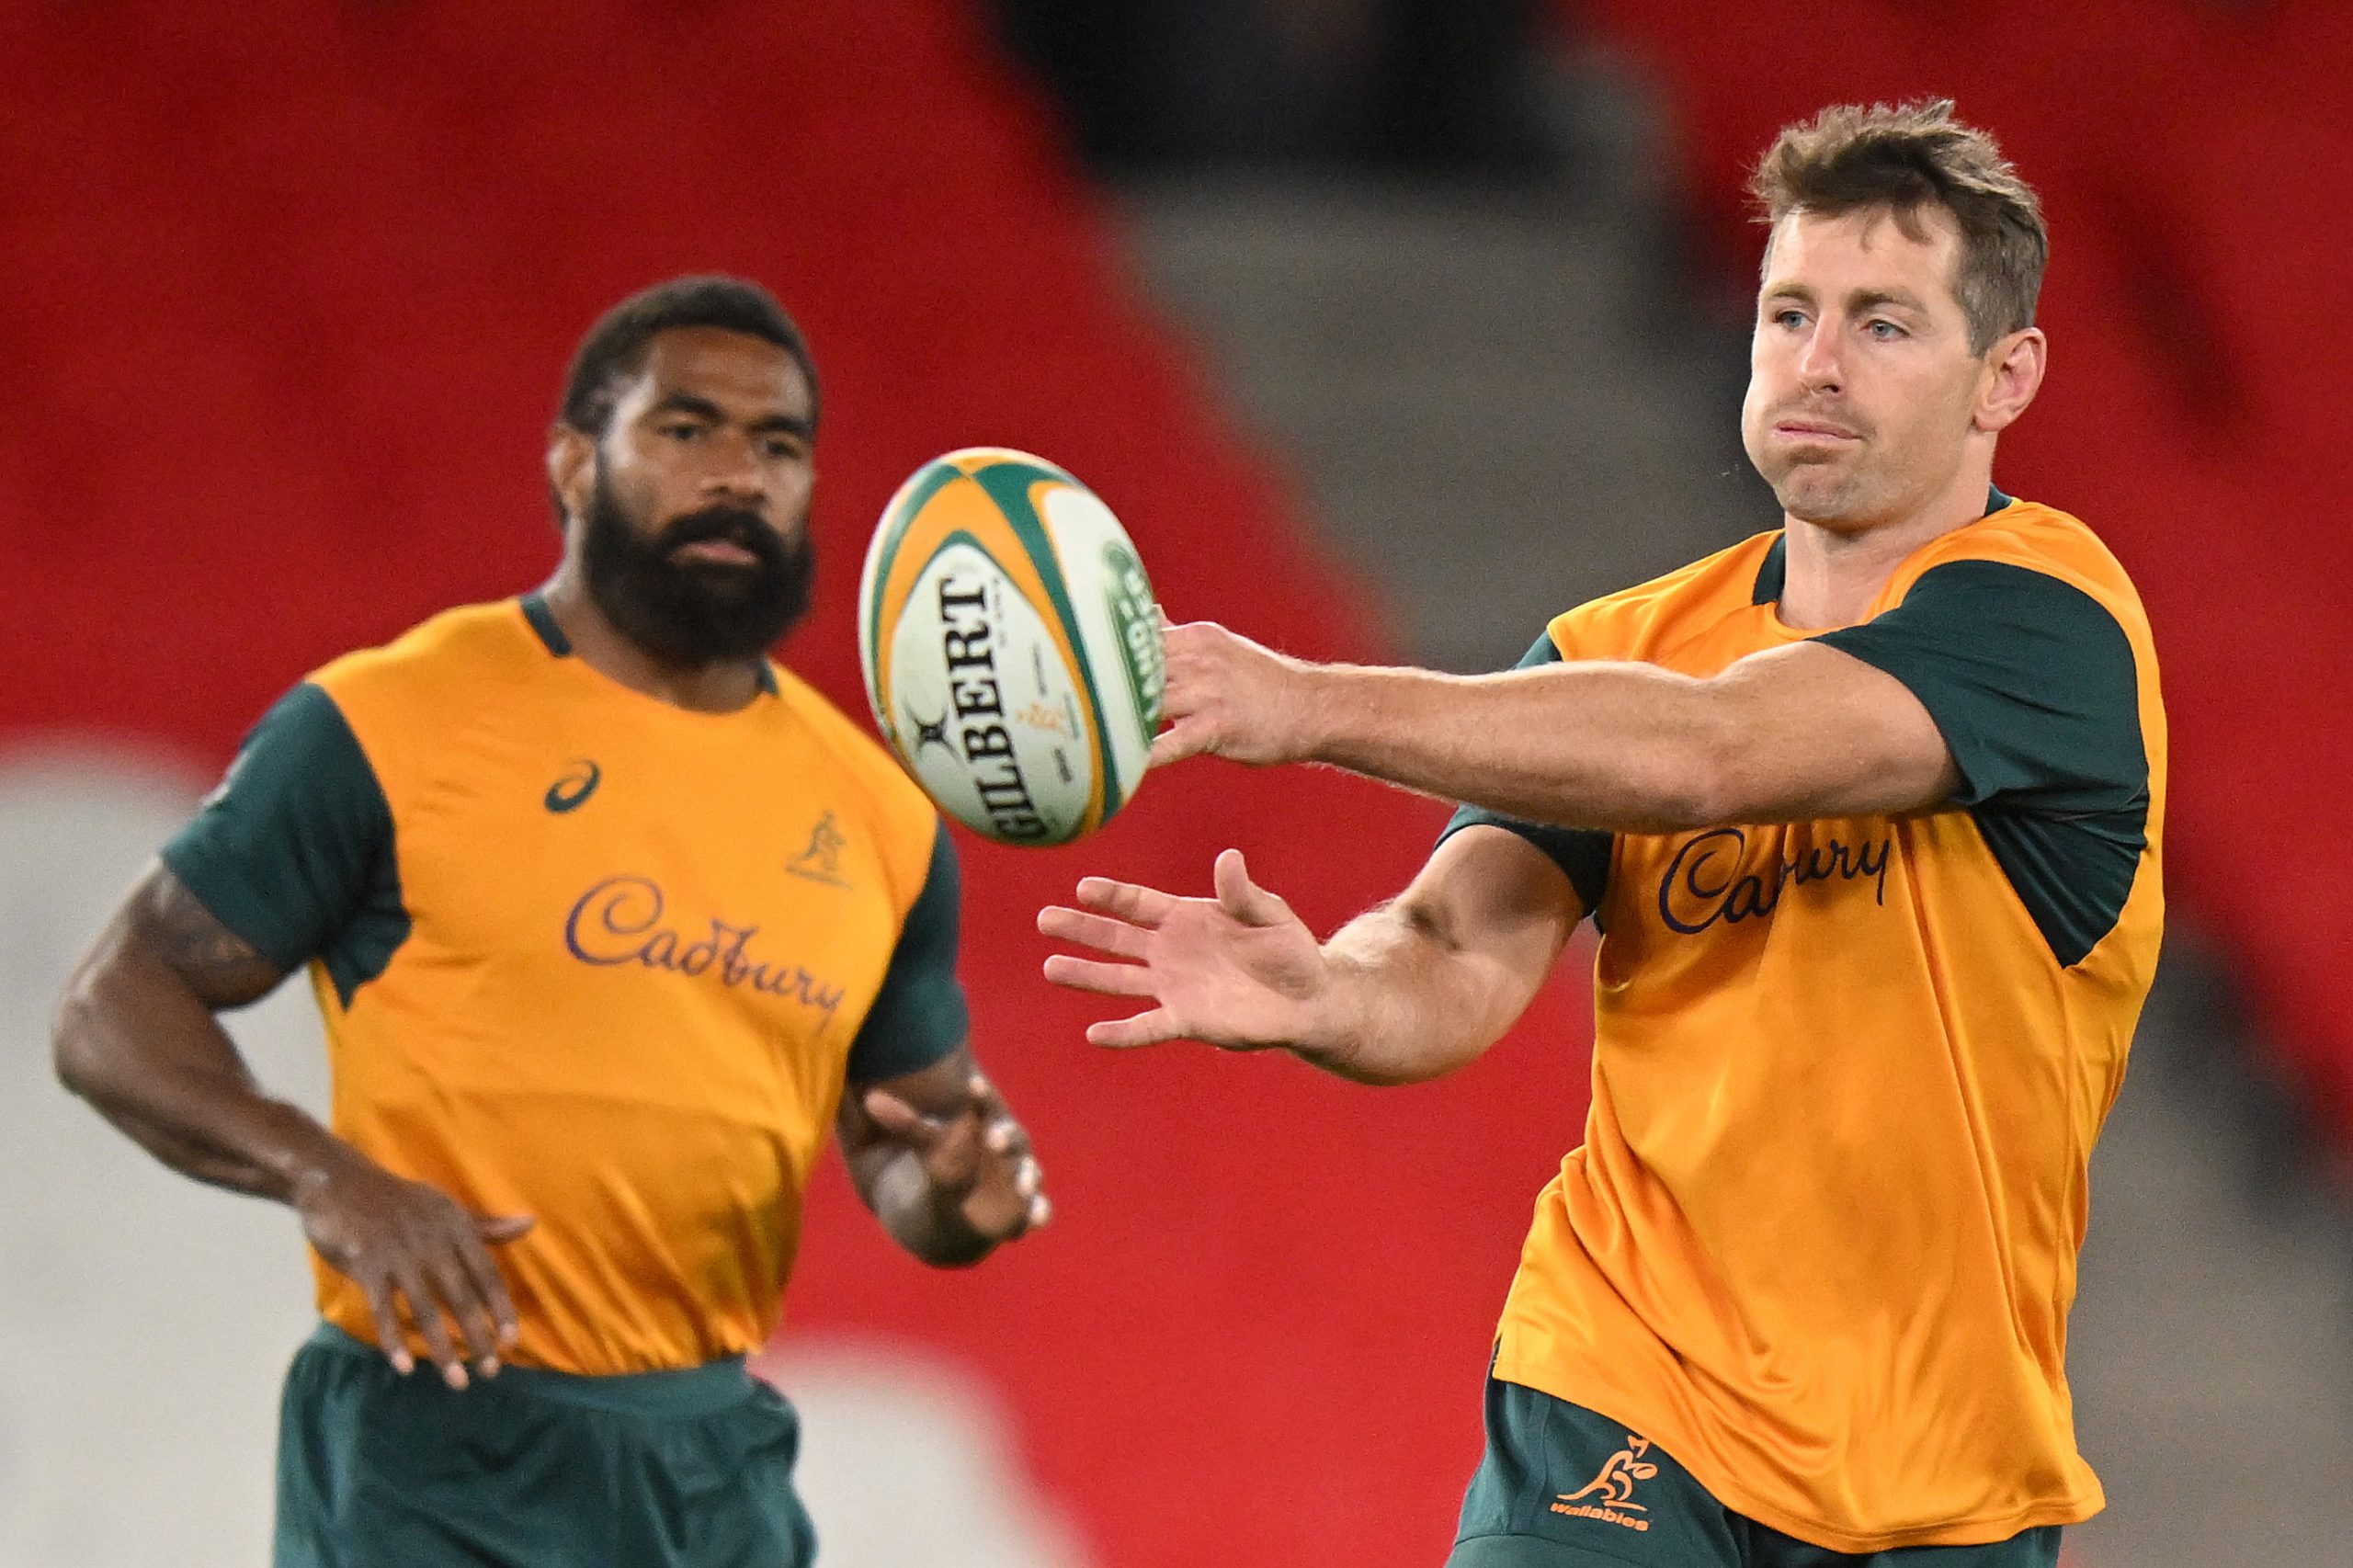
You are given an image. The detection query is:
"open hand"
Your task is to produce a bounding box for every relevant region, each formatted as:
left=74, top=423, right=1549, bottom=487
left=292, top=1146, right=533, bottom=1390
left=860, top=1074, right=1050, bottom=1244
left=1039, top=848, right=1339, bottom=1052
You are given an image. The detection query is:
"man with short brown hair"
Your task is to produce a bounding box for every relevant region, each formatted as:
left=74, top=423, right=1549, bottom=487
left=1046, top=100, right=2158, bottom=1566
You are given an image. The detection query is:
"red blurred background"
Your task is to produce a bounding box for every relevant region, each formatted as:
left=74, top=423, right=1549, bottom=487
left=5, top=3, right=2348, bottom=1564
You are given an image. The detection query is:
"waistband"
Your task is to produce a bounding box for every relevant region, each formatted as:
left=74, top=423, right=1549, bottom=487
left=305, top=1322, right=762, bottom=1418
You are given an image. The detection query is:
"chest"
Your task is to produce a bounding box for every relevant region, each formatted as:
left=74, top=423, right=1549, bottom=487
left=373, top=706, right=904, bottom=1041
left=1623, top=820, right=1897, bottom=937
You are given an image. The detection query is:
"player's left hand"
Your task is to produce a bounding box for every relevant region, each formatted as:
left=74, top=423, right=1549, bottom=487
left=860, top=1074, right=1050, bottom=1244
left=1152, top=617, right=1322, bottom=769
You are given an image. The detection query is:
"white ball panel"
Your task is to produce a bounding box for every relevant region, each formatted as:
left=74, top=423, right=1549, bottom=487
left=882, top=541, right=1096, bottom=844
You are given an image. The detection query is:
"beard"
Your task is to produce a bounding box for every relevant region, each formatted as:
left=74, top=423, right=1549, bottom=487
left=579, top=461, right=815, bottom=666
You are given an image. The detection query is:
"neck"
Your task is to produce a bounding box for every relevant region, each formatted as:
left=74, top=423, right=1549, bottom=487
left=538, top=562, right=766, bottom=714
left=1776, top=460, right=1995, bottom=630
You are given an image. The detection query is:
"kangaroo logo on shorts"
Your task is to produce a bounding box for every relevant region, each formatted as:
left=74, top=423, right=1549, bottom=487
left=1551, top=1435, right=1659, bottom=1533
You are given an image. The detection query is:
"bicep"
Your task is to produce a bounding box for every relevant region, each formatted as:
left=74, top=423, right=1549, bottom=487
left=63, top=862, right=289, bottom=1019
left=128, top=863, right=294, bottom=1007
left=54, top=862, right=290, bottom=1107
left=843, top=821, right=971, bottom=1085
left=1706, top=641, right=1961, bottom=822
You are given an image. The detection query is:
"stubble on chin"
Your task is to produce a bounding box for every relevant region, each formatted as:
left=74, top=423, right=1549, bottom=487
left=1767, top=461, right=1870, bottom=528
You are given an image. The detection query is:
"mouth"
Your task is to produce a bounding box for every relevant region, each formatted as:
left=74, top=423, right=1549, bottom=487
left=1773, top=419, right=1861, bottom=443
left=670, top=538, right=765, bottom=569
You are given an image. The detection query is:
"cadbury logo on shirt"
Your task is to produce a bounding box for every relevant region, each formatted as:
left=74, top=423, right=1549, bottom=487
left=563, top=875, right=845, bottom=1018
left=1655, top=825, right=1893, bottom=935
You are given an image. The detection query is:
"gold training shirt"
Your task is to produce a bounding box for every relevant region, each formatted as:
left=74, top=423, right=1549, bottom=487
left=165, top=597, right=965, bottom=1375
left=1446, top=494, right=2165, bottom=1551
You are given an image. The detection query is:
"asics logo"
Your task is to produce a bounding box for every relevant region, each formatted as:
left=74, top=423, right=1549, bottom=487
left=545, top=759, right=602, bottom=813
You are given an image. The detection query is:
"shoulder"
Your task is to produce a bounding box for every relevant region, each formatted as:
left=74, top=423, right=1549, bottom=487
left=307, top=600, right=545, bottom=724
left=1896, top=497, right=2151, bottom=638
left=1548, top=530, right=1781, bottom=660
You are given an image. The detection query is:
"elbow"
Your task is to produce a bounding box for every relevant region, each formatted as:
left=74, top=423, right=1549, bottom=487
left=1639, top=691, right=1767, bottom=832
left=1641, top=743, right=1743, bottom=833
left=51, top=965, right=119, bottom=1106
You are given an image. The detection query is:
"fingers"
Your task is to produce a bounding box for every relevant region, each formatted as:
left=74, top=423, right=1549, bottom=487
left=363, top=1275, right=415, bottom=1378
left=408, top=1219, right=528, bottom=1385
left=453, top=1226, right=524, bottom=1355
left=965, top=1072, right=1013, bottom=1129
left=391, top=1258, right=470, bottom=1390
left=986, top=1149, right=1050, bottom=1241
left=1040, top=952, right=1157, bottom=997
left=1071, top=876, right=1176, bottom=926
left=861, top=1089, right=942, bottom=1149
left=1148, top=720, right=1210, bottom=770
left=1035, top=904, right=1151, bottom=960
left=427, top=1245, right=504, bottom=1380
left=1212, top=847, right=1293, bottom=928
left=1084, top=1006, right=1188, bottom=1050
left=964, top=1083, right=1051, bottom=1242
left=303, top=1161, right=528, bottom=1387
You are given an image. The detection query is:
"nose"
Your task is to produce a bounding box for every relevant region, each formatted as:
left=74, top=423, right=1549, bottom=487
left=1794, top=319, right=1842, bottom=392
left=698, top=431, right=767, bottom=504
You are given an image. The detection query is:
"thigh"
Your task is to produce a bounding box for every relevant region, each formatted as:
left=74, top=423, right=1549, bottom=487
left=617, top=1381, right=818, bottom=1568
left=274, top=1330, right=604, bottom=1568
left=1449, top=1372, right=1745, bottom=1568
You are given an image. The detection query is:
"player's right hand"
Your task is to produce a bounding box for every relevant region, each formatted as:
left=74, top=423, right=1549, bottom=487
left=1150, top=618, right=1323, bottom=770
left=291, top=1144, right=533, bottom=1391
left=1039, top=847, right=1340, bottom=1054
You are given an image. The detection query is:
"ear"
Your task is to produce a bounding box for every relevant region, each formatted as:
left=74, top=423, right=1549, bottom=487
left=547, top=424, right=595, bottom=527
left=1972, top=326, right=2047, bottom=435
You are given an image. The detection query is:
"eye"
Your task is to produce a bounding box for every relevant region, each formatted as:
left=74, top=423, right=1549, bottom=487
left=1865, top=319, right=1905, bottom=341
left=661, top=421, right=707, bottom=442
left=1772, top=308, right=1807, bottom=330
left=761, top=436, right=808, bottom=460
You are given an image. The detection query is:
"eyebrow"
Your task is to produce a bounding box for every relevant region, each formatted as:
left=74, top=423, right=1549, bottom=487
left=1759, top=283, right=1929, bottom=315
left=646, top=392, right=815, bottom=438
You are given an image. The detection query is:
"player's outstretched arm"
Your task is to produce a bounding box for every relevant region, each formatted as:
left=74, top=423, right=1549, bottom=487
left=1152, top=619, right=1957, bottom=832
left=54, top=864, right=532, bottom=1390
left=840, top=1046, right=1050, bottom=1268
left=1040, top=827, right=1577, bottom=1085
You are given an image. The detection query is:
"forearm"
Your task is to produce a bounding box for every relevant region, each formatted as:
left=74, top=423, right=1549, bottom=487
left=1297, top=661, right=1727, bottom=833
left=54, top=950, right=345, bottom=1205
left=1291, top=903, right=1537, bottom=1086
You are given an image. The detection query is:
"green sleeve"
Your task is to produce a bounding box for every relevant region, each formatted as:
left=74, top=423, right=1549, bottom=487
left=1815, top=559, right=2152, bottom=964
left=1433, top=631, right=1614, bottom=917
left=847, top=819, right=972, bottom=1084
left=160, top=682, right=404, bottom=996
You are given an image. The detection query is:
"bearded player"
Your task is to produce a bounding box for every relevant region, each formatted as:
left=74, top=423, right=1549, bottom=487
left=1044, top=101, right=2160, bottom=1566
left=55, top=276, right=1048, bottom=1567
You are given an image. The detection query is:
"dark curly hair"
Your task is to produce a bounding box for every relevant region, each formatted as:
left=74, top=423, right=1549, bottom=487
left=557, top=275, right=819, bottom=439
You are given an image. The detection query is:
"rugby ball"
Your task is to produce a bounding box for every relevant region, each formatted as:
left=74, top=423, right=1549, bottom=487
left=858, top=449, right=1164, bottom=846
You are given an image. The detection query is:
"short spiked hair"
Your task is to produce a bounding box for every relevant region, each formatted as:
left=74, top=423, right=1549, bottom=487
left=1750, top=99, right=2046, bottom=356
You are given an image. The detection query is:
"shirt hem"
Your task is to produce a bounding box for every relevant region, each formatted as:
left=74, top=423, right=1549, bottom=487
left=1488, top=1356, right=2104, bottom=1553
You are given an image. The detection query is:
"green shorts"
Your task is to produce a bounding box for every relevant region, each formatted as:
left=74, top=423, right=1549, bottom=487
left=1449, top=1372, right=2062, bottom=1568
left=275, top=1324, right=817, bottom=1568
